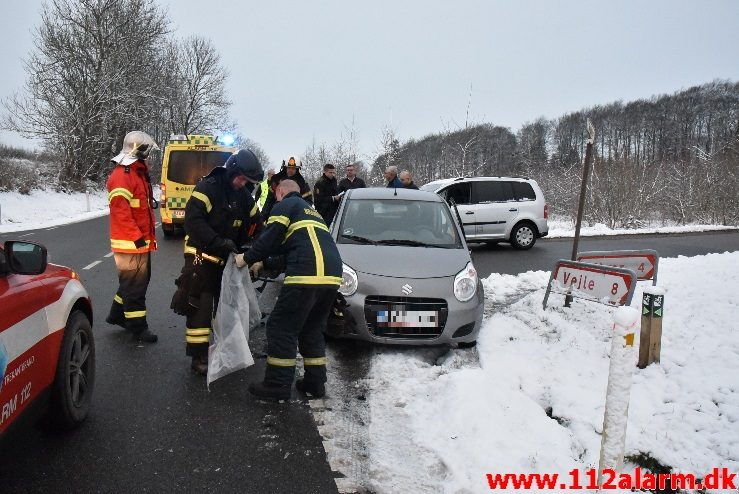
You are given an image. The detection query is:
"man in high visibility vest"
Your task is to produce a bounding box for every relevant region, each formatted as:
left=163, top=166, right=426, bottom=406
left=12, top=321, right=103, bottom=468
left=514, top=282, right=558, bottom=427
left=254, top=168, right=275, bottom=211
left=105, top=131, right=159, bottom=343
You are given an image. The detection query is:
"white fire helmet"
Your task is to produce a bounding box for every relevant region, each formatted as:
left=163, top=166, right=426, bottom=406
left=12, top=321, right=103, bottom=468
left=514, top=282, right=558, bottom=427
left=111, top=131, right=160, bottom=166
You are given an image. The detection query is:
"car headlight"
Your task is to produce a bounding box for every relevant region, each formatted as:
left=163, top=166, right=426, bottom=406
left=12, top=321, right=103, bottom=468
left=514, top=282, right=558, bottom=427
left=454, top=261, right=478, bottom=302
left=339, top=263, right=358, bottom=296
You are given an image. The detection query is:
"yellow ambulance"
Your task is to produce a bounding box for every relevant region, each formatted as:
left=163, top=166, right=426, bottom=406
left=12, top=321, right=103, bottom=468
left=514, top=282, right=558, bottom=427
left=159, top=134, right=236, bottom=237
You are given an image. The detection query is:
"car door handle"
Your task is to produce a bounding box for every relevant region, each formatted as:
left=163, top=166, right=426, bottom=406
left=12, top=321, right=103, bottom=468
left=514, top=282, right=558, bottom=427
left=465, top=211, right=474, bottom=215
left=509, top=208, right=518, bottom=212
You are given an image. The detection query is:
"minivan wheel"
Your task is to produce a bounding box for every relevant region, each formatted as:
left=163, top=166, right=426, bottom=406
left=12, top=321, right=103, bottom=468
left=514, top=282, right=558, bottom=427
left=48, top=310, right=95, bottom=430
left=510, top=222, right=537, bottom=250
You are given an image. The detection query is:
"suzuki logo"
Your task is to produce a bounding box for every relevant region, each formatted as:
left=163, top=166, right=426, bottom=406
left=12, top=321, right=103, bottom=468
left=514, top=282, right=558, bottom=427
left=401, top=284, right=413, bottom=295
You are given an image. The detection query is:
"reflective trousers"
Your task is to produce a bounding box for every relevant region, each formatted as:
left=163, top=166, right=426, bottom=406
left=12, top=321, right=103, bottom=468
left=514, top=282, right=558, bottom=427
left=108, top=252, right=151, bottom=333
left=264, top=285, right=337, bottom=387
left=185, top=260, right=224, bottom=358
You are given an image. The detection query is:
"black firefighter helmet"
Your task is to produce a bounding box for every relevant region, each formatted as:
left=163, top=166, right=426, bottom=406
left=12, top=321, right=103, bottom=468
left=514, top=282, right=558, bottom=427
left=225, top=149, right=264, bottom=183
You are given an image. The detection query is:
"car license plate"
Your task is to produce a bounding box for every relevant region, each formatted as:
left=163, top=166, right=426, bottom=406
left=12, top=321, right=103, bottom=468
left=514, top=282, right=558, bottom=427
left=172, top=209, right=185, bottom=218
left=376, top=308, right=439, bottom=328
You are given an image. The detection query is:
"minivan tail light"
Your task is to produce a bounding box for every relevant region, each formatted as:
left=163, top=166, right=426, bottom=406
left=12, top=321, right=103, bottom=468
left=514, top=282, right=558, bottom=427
left=160, top=183, right=166, bottom=202
left=544, top=203, right=549, bottom=219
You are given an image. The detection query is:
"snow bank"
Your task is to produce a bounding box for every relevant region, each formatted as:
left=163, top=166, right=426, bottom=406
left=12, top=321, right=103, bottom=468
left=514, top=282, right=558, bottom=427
left=0, top=189, right=108, bottom=233
left=547, top=217, right=736, bottom=238
left=366, top=252, right=739, bottom=493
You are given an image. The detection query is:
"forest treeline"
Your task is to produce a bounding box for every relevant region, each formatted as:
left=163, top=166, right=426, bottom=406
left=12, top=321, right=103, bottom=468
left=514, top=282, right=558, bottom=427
left=373, top=81, right=739, bottom=227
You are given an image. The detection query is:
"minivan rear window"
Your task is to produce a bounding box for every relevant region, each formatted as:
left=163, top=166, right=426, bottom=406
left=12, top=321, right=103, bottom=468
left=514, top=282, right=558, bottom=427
left=166, top=151, right=233, bottom=185
left=511, top=182, right=536, bottom=201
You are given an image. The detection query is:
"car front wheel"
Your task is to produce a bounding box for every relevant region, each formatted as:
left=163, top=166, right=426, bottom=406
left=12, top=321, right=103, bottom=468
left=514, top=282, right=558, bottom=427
left=510, top=222, right=537, bottom=250
left=49, top=310, right=95, bottom=430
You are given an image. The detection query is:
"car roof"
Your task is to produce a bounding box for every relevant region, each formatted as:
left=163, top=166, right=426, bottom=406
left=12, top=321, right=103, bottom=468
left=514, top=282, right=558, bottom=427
left=346, top=187, right=444, bottom=202
left=427, top=175, right=534, bottom=186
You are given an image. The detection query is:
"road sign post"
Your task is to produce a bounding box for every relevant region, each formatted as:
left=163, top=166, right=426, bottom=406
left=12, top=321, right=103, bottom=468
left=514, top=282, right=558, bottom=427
left=598, top=306, right=640, bottom=485
left=566, top=119, right=596, bottom=308
left=638, top=286, right=665, bottom=368
left=577, top=250, right=659, bottom=285
left=543, top=260, right=637, bottom=309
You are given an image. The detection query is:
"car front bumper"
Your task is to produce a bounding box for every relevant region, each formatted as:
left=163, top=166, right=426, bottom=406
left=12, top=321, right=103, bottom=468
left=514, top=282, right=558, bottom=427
left=340, top=273, right=485, bottom=346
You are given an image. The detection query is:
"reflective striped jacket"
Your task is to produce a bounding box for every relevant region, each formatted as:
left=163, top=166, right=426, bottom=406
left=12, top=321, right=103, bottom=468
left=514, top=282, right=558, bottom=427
left=246, top=191, right=342, bottom=286
left=184, top=167, right=261, bottom=262
left=106, top=160, right=157, bottom=254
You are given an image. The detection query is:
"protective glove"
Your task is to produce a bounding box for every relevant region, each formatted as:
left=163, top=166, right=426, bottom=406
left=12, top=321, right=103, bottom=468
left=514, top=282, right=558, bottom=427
left=212, top=237, right=239, bottom=257
left=234, top=253, right=247, bottom=268
left=249, top=261, right=264, bottom=277
left=134, top=237, right=147, bottom=249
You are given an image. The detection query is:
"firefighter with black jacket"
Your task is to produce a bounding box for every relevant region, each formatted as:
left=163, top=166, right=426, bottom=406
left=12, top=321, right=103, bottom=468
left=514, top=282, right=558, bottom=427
left=262, top=155, right=312, bottom=217
left=313, top=163, right=340, bottom=224
left=181, top=149, right=263, bottom=375
left=244, top=179, right=342, bottom=400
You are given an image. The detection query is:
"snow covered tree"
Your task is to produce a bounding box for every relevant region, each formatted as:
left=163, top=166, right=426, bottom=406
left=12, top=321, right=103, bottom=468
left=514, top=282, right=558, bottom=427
left=2, top=0, right=171, bottom=188
left=164, top=36, right=231, bottom=136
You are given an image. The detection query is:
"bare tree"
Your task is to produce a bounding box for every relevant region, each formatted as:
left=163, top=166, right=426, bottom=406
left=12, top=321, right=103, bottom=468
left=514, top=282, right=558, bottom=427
left=1, top=0, right=171, bottom=188
left=165, top=36, right=231, bottom=136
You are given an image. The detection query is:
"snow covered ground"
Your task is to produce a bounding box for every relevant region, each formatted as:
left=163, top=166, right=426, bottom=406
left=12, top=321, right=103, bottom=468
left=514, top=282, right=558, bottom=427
left=318, top=252, right=739, bottom=493
left=0, top=188, right=109, bottom=233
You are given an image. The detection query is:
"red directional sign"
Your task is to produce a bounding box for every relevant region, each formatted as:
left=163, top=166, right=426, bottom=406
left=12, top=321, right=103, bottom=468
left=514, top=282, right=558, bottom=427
left=576, top=250, right=659, bottom=283
left=543, top=260, right=638, bottom=309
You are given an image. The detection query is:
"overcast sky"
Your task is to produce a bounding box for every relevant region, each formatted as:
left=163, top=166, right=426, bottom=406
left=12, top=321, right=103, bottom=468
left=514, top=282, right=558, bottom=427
left=1, top=0, right=738, bottom=169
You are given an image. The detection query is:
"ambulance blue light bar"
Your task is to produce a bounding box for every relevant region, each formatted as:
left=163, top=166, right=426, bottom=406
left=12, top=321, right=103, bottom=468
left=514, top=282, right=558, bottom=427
left=218, top=134, right=235, bottom=145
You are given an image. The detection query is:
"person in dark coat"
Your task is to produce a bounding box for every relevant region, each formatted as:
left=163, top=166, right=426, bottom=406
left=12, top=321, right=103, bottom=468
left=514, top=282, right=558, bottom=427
left=384, top=165, right=403, bottom=188
left=400, top=170, right=419, bottom=189
left=338, top=161, right=366, bottom=193
left=245, top=179, right=342, bottom=400
left=313, top=163, right=341, bottom=224
left=181, top=149, right=263, bottom=374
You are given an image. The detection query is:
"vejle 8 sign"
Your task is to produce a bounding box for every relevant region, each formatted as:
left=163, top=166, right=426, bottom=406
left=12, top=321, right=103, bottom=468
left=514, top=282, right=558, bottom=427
left=542, top=260, right=638, bottom=309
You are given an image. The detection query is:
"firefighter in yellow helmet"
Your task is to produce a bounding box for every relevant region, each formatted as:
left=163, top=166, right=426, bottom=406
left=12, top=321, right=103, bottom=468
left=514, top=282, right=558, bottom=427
left=262, top=155, right=312, bottom=217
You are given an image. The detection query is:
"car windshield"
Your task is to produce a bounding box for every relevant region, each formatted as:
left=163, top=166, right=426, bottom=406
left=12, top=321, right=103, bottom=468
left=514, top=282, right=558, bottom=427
left=338, top=199, right=462, bottom=248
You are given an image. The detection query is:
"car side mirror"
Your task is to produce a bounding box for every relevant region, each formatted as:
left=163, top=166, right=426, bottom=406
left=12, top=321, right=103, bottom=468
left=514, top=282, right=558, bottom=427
left=4, top=241, right=48, bottom=275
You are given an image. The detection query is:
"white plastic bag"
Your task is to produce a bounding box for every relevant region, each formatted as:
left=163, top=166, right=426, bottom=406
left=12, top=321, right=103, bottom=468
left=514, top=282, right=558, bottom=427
left=207, top=254, right=262, bottom=388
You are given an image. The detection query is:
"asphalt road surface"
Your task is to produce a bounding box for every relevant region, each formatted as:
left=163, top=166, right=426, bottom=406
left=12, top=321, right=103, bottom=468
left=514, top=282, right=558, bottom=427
left=1, top=215, right=737, bottom=493
left=469, top=230, right=739, bottom=277
left=0, top=215, right=339, bottom=494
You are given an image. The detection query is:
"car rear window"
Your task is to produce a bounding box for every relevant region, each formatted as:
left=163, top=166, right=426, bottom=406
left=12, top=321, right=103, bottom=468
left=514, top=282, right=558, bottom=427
left=511, top=182, right=536, bottom=201
left=166, top=151, right=233, bottom=185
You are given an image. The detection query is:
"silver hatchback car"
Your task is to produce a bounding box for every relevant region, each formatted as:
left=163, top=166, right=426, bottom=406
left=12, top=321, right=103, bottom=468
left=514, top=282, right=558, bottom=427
left=331, top=187, right=484, bottom=347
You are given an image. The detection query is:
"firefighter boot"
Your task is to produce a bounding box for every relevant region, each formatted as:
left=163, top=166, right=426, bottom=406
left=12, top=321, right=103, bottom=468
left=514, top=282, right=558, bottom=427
left=105, top=299, right=126, bottom=329
left=295, top=378, right=326, bottom=399
left=248, top=381, right=291, bottom=401
left=132, top=328, right=158, bottom=343
left=191, top=355, right=208, bottom=376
